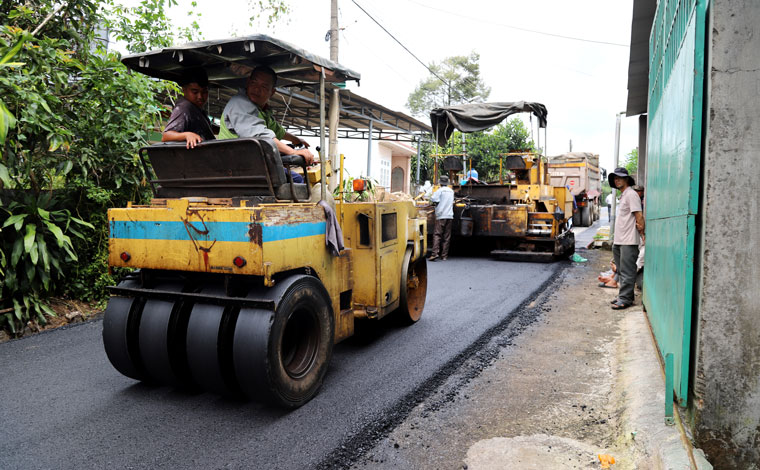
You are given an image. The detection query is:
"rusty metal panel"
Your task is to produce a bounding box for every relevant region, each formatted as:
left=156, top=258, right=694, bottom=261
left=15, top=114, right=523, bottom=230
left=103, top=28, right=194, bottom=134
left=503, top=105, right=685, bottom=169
left=468, top=205, right=527, bottom=237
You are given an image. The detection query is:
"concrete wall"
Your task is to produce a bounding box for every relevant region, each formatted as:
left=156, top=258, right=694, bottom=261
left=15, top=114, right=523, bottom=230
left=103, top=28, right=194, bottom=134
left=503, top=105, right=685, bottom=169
left=693, top=1, right=760, bottom=467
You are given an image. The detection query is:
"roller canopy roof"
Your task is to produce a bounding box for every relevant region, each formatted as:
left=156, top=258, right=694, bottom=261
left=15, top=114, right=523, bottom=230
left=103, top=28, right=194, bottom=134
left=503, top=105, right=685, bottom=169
left=121, top=34, right=361, bottom=88
left=121, top=35, right=430, bottom=141
left=430, top=102, right=548, bottom=146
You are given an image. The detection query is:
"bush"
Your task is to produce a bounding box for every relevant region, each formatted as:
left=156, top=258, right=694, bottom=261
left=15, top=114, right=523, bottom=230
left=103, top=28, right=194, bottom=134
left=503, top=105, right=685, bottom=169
left=0, top=192, right=93, bottom=332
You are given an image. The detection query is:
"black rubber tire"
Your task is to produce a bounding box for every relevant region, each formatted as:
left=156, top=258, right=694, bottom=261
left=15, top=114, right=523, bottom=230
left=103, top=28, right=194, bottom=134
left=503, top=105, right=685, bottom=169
left=103, top=279, right=146, bottom=381
left=572, top=210, right=582, bottom=227
left=138, top=282, right=185, bottom=385
left=185, top=285, right=237, bottom=396
left=581, top=205, right=592, bottom=227
left=233, top=276, right=334, bottom=408
left=395, top=248, right=427, bottom=325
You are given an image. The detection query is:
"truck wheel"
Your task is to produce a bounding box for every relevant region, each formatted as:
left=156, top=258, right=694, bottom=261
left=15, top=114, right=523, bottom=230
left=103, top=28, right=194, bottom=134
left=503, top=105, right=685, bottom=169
left=572, top=210, right=582, bottom=227
left=233, top=276, right=334, bottom=408
left=581, top=205, right=592, bottom=226
left=103, top=279, right=147, bottom=381
left=396, top=248, right=428, bottom=325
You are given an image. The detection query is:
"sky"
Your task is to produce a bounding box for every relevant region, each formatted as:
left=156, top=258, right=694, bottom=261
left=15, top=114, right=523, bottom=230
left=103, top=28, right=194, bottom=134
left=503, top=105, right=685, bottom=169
left=122, top=0, right=641, bottom=173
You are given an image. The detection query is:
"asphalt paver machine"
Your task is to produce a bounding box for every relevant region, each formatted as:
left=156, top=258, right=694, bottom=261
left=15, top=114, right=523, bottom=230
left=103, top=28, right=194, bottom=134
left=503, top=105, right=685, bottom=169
left=103, top=35, right=428, bottom=407
left=427, top=102, right=575, bottom=262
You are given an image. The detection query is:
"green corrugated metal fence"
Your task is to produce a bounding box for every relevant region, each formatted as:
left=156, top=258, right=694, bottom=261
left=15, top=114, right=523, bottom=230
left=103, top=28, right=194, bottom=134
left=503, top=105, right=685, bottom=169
left=643, top=0, right=707, bottom=407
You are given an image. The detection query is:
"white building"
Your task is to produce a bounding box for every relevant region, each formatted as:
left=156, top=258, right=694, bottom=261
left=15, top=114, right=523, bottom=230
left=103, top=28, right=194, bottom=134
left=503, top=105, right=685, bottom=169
left=337, top=138, right=417, bottom=193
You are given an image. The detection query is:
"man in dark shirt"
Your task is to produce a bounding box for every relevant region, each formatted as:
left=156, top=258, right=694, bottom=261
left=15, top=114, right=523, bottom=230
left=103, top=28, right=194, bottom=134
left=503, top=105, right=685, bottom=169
left=162, top=68, right=215, bottom=148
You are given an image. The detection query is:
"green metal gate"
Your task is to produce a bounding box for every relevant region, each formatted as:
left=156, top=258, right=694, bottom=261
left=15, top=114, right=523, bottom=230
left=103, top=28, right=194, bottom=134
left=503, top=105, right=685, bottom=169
left=643, top=0, right=707, bottom=407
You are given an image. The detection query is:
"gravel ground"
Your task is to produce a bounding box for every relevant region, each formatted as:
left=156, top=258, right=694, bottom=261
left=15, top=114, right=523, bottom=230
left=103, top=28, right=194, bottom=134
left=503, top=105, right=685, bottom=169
left=347, top=248, right=643, bottom=470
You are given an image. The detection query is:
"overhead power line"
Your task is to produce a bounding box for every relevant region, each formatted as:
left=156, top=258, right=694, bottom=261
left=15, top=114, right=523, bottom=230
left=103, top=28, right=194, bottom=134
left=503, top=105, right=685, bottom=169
left=408, top=0, right=629, bottom=48
left=351, top=0, right=449, bottom=87
left=351, top=0, right=480, bottom=105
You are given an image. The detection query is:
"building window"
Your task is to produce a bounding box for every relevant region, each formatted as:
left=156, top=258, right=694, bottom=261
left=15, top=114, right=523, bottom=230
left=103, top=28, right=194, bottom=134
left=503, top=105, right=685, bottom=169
left=380, top=159, right=391, bottom=188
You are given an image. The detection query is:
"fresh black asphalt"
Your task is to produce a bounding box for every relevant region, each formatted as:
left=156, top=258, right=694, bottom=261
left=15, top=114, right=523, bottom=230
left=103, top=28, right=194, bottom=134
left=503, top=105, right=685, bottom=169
left=0, top=257, right=563, bottom=470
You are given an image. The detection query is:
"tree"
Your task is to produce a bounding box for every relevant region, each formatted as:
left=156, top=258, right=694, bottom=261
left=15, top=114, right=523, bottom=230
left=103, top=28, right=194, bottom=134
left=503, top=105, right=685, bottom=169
left=0, top=0, right=291, bottom=333
left=406, top=52, right=491, bottom=117
left=623, top=148, right=638, bottom=176
left=0, top=0, right=168, bottom=331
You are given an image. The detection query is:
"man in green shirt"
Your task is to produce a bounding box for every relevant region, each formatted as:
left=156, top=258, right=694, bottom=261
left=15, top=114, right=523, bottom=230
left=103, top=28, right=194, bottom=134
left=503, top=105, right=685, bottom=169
left=220, top=66, right=314, bottom=182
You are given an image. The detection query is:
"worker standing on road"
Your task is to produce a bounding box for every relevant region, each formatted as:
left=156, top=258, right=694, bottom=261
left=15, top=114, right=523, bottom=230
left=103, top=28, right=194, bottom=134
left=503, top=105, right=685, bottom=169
left=606, top=192, right=614, bottom=221
left=428, top=175, right=455, bottom=262
left=609, top=168, right=644, bottom=310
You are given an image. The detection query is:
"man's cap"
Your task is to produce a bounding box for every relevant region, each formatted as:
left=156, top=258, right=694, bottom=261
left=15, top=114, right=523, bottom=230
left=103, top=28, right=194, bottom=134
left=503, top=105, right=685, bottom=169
left=632, top=185, right=645, bottom=192
left=178, top=68, right=208, bottom=87
left=608, top=167, right=635, bottom=188
left=439, top=175, right=449, bottom=185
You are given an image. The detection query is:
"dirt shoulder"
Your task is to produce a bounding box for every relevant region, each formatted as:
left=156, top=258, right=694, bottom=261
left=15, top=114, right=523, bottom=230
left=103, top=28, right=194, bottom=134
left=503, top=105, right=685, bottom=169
left=349, top=248, right=646, bottom=470
left=0, top=298, right=101, bottom=343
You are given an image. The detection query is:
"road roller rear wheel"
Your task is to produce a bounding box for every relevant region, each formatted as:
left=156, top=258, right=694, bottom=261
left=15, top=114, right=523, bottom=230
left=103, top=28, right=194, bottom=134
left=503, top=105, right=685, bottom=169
left=395, top=249, right=428, bottom=325
left=138, top=282, right=187, bottom=386
left=233, top=276, right=334, bottom=408
left=103, top=279, right=146, bottom=381
left=185, top=285, right=239, bottom=396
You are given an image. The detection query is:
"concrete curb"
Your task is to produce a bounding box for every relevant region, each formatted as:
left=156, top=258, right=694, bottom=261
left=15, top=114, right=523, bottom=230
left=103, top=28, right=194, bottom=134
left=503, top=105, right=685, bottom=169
left=617, top=310, right=712, bottom=470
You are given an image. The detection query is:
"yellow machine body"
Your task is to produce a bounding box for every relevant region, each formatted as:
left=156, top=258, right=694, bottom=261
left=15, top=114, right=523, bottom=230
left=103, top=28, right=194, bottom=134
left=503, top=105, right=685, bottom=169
left=109, top=198, right=426, bottom=343
left=422, top=153, right=575, bottom=260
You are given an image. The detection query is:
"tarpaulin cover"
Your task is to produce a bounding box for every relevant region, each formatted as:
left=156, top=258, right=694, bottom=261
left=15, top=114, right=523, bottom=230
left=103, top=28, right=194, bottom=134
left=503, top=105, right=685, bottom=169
left=430, top=102, right=548, bottom=146
left=122, top=34, right=360, bottom=88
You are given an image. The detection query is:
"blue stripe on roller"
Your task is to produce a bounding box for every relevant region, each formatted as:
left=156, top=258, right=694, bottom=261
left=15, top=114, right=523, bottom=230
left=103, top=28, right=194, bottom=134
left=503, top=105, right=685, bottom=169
left=261, top=222, right=325, bottom=241
left=110, top=220, right=325, bottom=243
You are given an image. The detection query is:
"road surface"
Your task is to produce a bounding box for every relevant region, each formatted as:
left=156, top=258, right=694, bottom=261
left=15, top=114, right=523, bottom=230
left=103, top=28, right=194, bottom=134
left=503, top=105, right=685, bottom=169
left=0, top=257, right=563, bottom=469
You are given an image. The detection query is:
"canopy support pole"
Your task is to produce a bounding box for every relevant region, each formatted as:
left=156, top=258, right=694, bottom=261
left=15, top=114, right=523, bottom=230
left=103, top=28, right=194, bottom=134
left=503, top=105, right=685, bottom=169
left=366, top=119, right=374, bottom=177
left=415, top=134, right=421, bottom=188
left=319, top=71, right=326, bottom=201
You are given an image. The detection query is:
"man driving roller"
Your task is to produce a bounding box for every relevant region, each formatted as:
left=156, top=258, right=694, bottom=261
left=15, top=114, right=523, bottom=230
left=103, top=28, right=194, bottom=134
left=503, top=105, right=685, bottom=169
left=220, top=66, right=315, bottom=182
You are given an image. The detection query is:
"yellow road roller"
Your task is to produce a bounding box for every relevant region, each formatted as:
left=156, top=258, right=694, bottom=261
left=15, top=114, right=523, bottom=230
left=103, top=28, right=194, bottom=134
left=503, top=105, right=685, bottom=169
left=426, top=103, right=575, bottom=262
left=103, top=36, right=427, bottom=408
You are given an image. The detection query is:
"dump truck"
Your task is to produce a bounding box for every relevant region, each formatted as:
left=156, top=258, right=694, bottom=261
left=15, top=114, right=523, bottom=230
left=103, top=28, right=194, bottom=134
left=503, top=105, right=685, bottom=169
left=102, top=36, right=428, bottom=408
left=547, top=152, right=602, bottom=227
left=424, top=103, right=575, bottom=262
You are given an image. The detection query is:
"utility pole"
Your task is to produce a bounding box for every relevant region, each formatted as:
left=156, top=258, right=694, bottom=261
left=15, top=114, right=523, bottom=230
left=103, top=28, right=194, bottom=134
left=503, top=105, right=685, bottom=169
left=610, top=111, right=625, bottom=238
left=328, top=0, right=340, bottom=189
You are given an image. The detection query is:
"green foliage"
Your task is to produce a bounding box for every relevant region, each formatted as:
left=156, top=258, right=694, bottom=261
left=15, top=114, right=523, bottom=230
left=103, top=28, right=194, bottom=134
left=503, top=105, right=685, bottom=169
left=0, top=0, right=167, bottom=329
left=623, top=148, right=638, bottom=176
left=406, top=52, right=491, bottom=117
left=0, top=192, right=93, bottom=332
left=0, top=0, right=293, bottom=332
left=106, top=0, right=204, bottom=53
left=247, top=0, right=291, bottom=29
left=412, top=118, right=535, bottom=184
